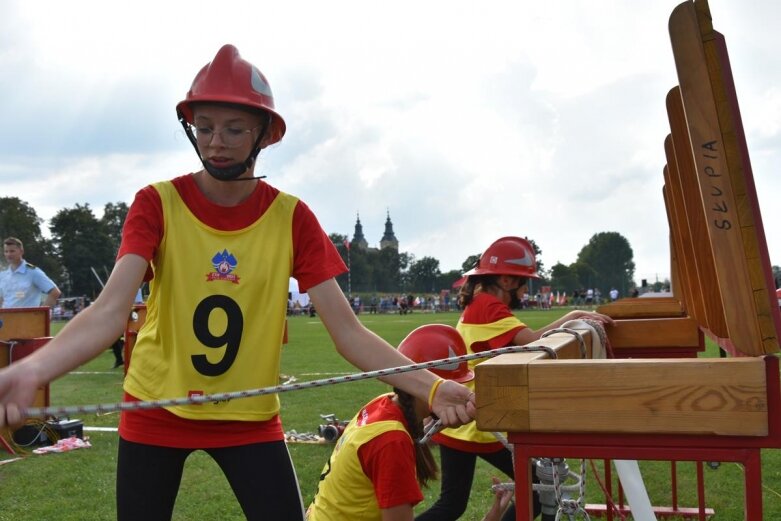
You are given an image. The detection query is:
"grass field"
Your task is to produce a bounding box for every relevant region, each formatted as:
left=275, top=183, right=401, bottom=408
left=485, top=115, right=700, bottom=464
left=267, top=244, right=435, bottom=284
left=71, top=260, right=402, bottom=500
left=1, top=309, right=780, bottom=520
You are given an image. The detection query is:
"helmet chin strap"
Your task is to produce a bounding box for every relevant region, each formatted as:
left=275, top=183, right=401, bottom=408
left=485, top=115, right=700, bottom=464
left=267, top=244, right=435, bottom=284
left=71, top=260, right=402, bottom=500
left=179, top=110, right=268, bottom=182
left=202, top=155, right=266, bottom=182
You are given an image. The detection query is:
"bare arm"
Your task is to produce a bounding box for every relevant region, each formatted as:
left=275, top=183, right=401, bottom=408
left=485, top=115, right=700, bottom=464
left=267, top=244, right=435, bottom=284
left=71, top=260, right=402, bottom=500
left=0, top=254, right=147, bottom=427
left=513, top=309, right=614, bottom=346
left=42, top=286, right=61, bottom=308
left=481, top=477, right=513, bottom=521
left=308, top=278, right=474, bottom=427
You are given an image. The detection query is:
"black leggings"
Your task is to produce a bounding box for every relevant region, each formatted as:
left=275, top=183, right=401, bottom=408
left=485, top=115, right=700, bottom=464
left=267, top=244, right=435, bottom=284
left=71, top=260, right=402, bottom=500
left=116, top=437, right=305, bottom=521
left=416, top=444, right=541, bottom=521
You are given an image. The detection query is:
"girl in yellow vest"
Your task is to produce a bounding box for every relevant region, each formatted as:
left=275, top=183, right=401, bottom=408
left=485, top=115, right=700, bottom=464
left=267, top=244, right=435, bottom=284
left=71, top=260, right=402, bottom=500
left=419, top=237, right=612, bottom=521
left=309, top=324, right=511, bottom=521
left=0, top=45, right=475, bottom=521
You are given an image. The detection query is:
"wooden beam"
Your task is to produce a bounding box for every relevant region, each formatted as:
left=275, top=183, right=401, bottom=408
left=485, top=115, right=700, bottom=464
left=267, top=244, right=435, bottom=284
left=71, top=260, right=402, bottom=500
left=607, top=317, right=700, bottom=349
left=476, top=357, right=768, bottom=436
left=0, top=308, right=50, bottom=342
left=597, top=297, right=684, bottom=319
left=474, top=330, right=591, bottom=433
left=666, top=87, right=729, bottom=338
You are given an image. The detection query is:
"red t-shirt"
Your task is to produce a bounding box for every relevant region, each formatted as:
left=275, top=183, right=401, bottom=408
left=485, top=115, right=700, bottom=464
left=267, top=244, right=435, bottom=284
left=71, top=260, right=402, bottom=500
left=356, top=395, right=423, bottom=509
left=432, top=292, right=525, bottom=452
left=460, top=292, right=524, bottom=352
left=118, top=174, right=347, bottom=448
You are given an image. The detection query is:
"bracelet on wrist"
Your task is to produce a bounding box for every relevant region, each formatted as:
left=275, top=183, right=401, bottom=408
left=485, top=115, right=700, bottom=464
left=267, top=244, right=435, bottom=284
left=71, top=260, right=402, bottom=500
left=427, top=378, right=445, bottom=410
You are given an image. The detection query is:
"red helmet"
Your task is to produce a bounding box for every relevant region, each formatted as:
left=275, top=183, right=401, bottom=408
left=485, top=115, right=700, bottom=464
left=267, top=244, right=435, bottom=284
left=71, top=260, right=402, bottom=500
left=176, top=44, right=286, bottom=148
left=463, top=236, right=540, bottom=279
left=398, top=324, right=474, bottom=383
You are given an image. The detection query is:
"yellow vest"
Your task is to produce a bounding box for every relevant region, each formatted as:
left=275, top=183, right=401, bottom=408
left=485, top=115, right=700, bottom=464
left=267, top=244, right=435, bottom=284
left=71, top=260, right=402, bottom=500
left=439, top=316, right=521, bottom=444
left=123, top=180, right=297, bottom=421
left=307, top=398, right=412, bottom=521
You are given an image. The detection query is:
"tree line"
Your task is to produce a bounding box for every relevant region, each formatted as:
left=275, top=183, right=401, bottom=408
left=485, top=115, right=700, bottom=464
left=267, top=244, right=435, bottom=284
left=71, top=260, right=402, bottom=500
left=329, top=232, right=640, bottom=298
left=2, top=196, right=648, bottom=299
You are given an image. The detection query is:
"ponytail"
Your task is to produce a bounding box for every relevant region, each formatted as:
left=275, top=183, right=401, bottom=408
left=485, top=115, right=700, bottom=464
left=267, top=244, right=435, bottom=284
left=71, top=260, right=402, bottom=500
left=394, top=388, right=438, bottom=486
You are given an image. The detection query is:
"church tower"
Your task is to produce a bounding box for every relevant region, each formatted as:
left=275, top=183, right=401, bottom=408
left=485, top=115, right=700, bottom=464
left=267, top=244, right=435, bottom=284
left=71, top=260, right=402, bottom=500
left=379, top=210, right=399, bottom=250
left=352, top=213, right=369, bottom=250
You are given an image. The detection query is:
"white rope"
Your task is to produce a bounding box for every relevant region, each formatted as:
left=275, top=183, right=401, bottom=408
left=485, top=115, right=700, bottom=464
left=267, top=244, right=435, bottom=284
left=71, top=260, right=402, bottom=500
left=542, top=327, right=587, bottom=358
left=25, top=344, right=557, bottom=419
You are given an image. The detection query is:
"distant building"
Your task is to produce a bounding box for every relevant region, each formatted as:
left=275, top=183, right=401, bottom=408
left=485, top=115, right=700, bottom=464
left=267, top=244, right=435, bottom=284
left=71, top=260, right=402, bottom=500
left=379, top=211, right=398, bottom=251
left=351, top=210, right=398, bottom=252
left=351, top=213, right=369, bottom=250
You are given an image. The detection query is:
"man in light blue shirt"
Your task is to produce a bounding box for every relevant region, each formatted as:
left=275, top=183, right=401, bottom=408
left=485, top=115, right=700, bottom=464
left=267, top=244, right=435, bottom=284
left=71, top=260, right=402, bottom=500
left=0, top=237, right=61, bottom=308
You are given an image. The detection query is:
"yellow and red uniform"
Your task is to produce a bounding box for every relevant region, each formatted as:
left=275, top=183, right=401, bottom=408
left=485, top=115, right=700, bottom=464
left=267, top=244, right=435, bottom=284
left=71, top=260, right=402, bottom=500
left=118, top=174, right=346, bottom=448
left=433, top=292, right=526, bottom=452
left=307, top=394, right=423, bottom=520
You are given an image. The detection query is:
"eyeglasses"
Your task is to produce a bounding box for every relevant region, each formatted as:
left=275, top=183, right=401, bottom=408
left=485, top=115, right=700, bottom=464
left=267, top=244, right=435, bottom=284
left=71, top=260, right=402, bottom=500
left=188, top=124, right=263, bottom=148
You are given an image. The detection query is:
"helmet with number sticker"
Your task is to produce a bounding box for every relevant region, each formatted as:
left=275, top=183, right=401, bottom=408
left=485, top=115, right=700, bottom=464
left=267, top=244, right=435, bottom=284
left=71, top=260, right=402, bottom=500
left=463, top=236, right=539, bottom=279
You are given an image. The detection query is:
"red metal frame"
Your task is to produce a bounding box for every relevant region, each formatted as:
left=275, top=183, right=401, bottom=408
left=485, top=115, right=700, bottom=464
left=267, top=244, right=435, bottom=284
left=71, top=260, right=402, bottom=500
left=510, top=356, right=780, bottom=521
left=585, top=460, right=715, bottom=520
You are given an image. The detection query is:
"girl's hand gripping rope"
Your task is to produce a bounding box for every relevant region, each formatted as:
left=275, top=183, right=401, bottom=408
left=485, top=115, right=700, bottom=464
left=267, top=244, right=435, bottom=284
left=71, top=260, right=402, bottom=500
left=419, top=416, right=443, bottom=445
left=429, top=379, right=475, bottom=427
left=0, top=361, right=41, bottom=429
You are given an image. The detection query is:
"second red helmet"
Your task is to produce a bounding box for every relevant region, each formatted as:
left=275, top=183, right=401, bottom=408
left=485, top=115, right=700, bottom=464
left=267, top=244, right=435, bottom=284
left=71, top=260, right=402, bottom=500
left=462, top=236, right=540, bottom=279
left=398, top=324, right=474, bottom=383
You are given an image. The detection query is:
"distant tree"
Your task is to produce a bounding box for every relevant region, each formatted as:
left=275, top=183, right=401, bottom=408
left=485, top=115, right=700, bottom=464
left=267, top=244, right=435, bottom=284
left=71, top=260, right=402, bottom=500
left=399, top=252, right=413, bottom=291
left=461, top=254, right=480, bottom=273
left=0, top=197, right=42, bottom=245
left=375, top=247, right=402, bottom=292
left=50, top=204, right=115, bottom=298
left=575, top=232, right=635, bottom=295
left=438, top=269, right=462, bottom=293
left=0, top=196, right=62, bottom=283
left=571, top=261, right=598, bottom=291
left=549, top=262, right=580, bottom=293
left=347, top=247, right=371, bottom=293
left=329, top=233, right=350, bottom=293
left=101, top=202, right=129, bottom=255
left=652, top=278, right=671, bottom=293
left=527, top=238, right=545, bottom=277
left=328, top=233, right=348, bottom=247
left=408, top=256, right=442, bottom=293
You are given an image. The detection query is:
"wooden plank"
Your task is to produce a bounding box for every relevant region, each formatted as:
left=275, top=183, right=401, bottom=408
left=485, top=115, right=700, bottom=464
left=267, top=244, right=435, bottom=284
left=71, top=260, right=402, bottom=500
left=476, top=357, right=767, bottom=436
left=669, top=1, right=779, bottom=354
left=607, top=317, right=700, bottom=349
left=0, top=308, right=50, bottom=379
left=666, top=87, right=729, bottom=338
left=597, top=297, right=684, bottom=319
left=0, top=310, right=52, bottom=427
left=474, top=331, right=591, bottom=432
left=668, top=226, right=683, bottom=303
left=662, top=165, right=701, bottom=324
left=702, top=15, right=781, bottom=353
left=0, top=308, right=50, bottom=342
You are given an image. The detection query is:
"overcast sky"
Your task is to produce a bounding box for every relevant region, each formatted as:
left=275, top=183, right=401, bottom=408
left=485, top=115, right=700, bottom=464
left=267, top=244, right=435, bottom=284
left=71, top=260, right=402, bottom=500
left=1, top=1, right=779, bottom=288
